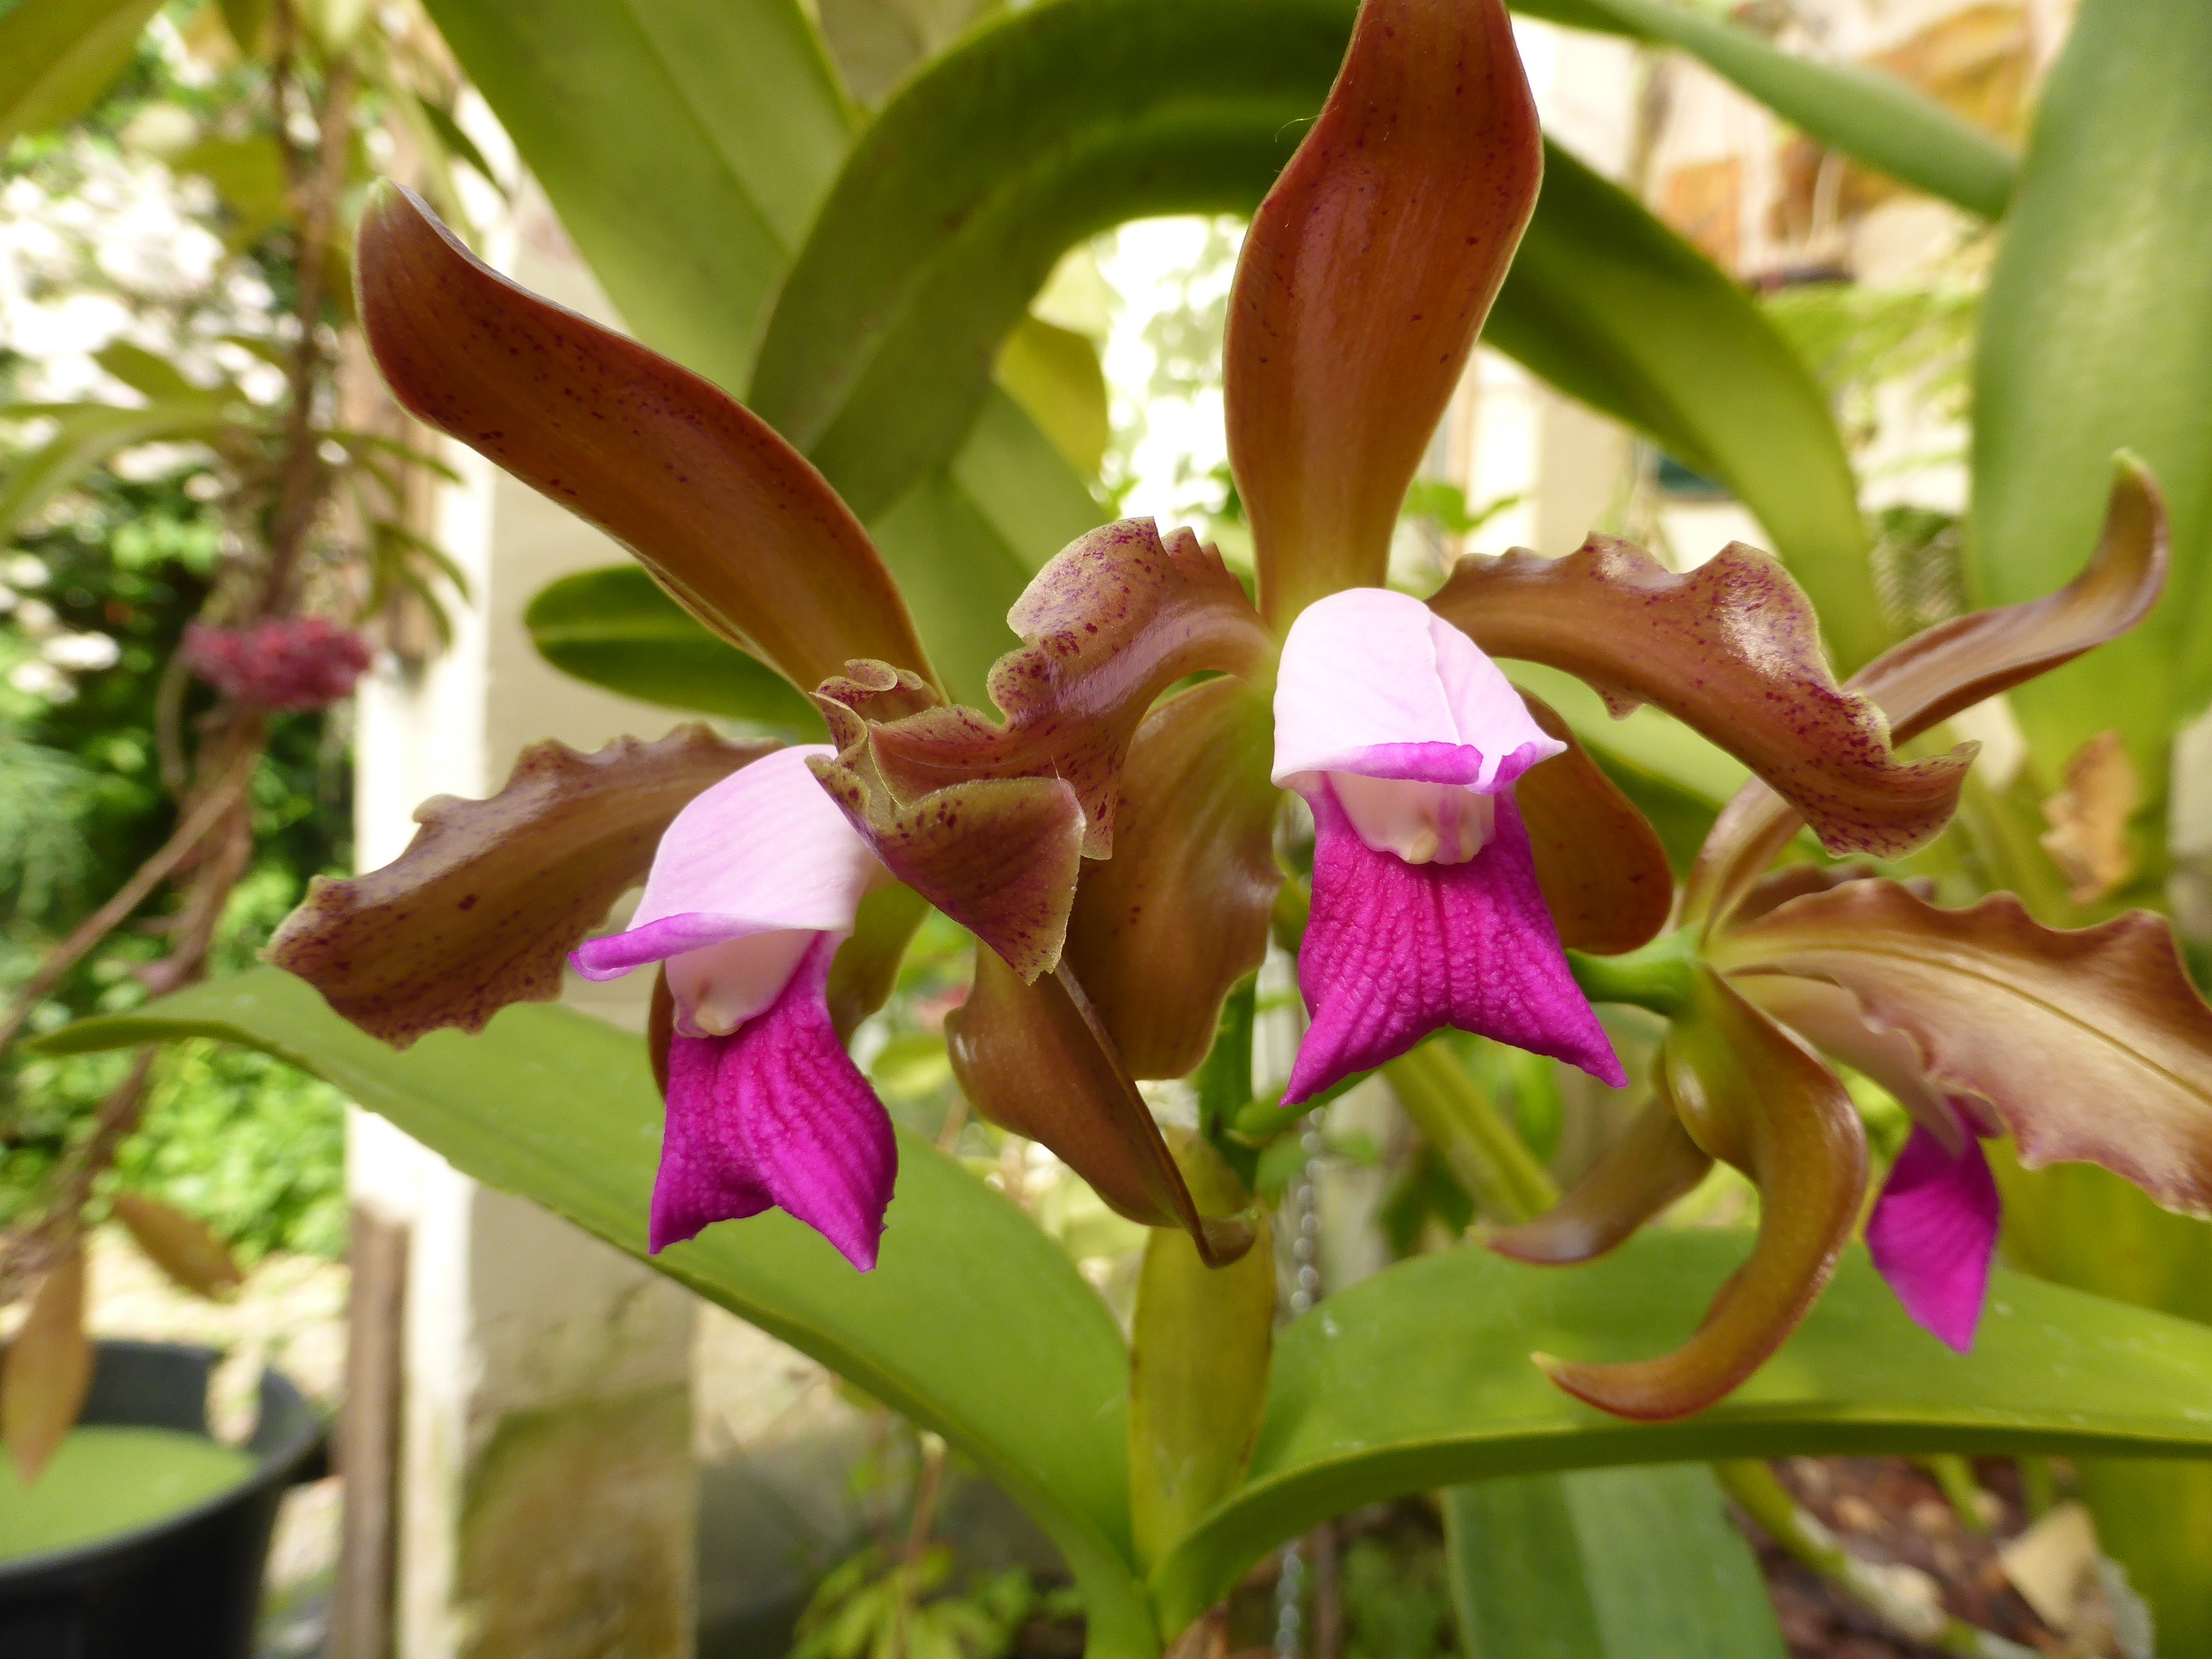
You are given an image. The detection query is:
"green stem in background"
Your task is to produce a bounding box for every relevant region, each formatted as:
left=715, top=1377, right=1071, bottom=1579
left=1918, top=1454, right=1992, bottom=1535
left=2017, top=1456, right=2059, bottom=1521
left=1954, top=767, right=2075, bottom=925
left=1715, top=1462, right=2038, bottom=1659
left=1382, top=1042, right=1558, bottom=1226
left=1568, top=928, right=1699, bottom=1019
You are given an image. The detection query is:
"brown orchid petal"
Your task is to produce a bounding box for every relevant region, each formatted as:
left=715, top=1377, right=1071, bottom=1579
left=1430, top=537, right=1972, bottom=863
left=356, top=185, right=933, bottom=693
left=1226, top=0, right=1540, bottom=623
left=1514, top=694, right=1673, bottom=955
left=1486, top=1092, right=1712, bottom=1265
left=1684, top=461, right=2169, bottom=926
left=272, top=726, right=769, bottom=1046
left=946, top=951, right=1258, bottom=1266
left=1540, top=968, right=1867, bottom=1422
left=1715, top=879, right=2212, bottom=1217
left=1063, top=679, right=1280, bottom=1078
left=1733, top=971, right=1974, bottom=1152
left=813, top=522, right=1272, bottom=979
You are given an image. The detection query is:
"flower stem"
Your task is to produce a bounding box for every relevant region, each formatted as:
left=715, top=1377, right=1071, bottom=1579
left=1382, top=1042, right=1557, bottom=1225
left=1567, top=928, right=1699, bottom=1018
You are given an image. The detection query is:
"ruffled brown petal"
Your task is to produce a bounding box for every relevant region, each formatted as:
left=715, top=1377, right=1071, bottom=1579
left=1063, top=679, right=1281, bottom=1079
left=271, top=726, right=769, bottom=1046
left=1716, top=878, right=2212, bottom=1217
left=1429, top=536, right=1972, bottom=862
left=1539, top=967, right=1867, bottom=1421
left=1486, top=1092, right=1712, bottom=1265
left=1514, top=694, right=1673, bottom=955
left=356, top=185, right=933, bottom=694
left=812, top=520, right=1273, bottom=979
left=1683, top=460, right=2169, bottom=926
left=1225, top=0, right=1540, bottom=623
left=945, top=951, right=1258, bottom=1266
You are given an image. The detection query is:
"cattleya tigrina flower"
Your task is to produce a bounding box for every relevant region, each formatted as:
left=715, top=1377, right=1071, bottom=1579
left=271, top=0, right=2212, bottom=1421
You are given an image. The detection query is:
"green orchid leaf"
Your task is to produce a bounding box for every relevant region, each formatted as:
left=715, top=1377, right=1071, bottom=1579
left=749, top=0, right=1881, bottom=668
left=0, top=0, right=164, bottom=150
left=1513, top=0, right=2014, bottom=220
left=0, top=398, right=237, bottom=539
left=38, top=967, right=1159, bottom=1659
left=1970, top=0, right=2212, bottom=797
left=1148, top=1231, right=2212, bottom=1629
left=1444, top=1465, right=1786, bottom=1659
left=523, top=566, right=828, bottom=736
left=423, top=0, right=1102, bottom=708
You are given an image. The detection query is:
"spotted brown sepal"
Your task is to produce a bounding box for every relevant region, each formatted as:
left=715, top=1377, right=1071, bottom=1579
left=811, top=520, right=1273, bottom=979
left=1429, top=536, right=1973, bottom=861
left=270, top=726, right=770, bottom=1045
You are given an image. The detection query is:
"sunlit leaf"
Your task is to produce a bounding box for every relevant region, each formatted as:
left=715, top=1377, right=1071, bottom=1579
left=0, top=0, right=164, bottom=149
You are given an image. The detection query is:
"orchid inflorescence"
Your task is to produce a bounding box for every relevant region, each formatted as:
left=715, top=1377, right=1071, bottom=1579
left=271, top=0, right=2212, bottom=1422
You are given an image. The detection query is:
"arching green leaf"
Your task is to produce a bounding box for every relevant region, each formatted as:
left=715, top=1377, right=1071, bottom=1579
left=1514, top=0, right=2016, bottom=220
left=0, top=0, right=164, bottom=149
left=749, top=0, right=1882, bottom=667
left=1970, top=0, right=2212, bottom=799
left=522, top=566, right=828, bottom=736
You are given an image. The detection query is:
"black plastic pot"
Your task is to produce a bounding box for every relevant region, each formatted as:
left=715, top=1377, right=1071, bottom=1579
left=0, top=1339, right=329, bottom=1659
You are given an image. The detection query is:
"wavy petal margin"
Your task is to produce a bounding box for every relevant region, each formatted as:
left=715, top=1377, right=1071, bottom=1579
left=1429, top=536, right=1972, bottom=859
left=1538, top=968, right=1867, bottom=1421
left=1683, top=459, right=2169, bottom=925
left=271, top=726, right=768, bottom=1045
left=813, top=520, right=1272, bottom=979
left=1717, top=878, right=2212, bottom=1218
left=1225, top=0, right=1541, bottom=622
left=356, top=184, right=934, bottom=694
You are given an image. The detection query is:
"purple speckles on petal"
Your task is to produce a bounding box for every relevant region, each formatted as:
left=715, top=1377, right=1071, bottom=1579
left=1866, top=1123, right=2000, bottom=1353
left=649, top=934, right=897, bottom=1270
left=1283, top=780, right=1625, bottom=1103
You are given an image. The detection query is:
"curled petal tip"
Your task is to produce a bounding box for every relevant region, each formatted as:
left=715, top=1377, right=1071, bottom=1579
left=1866, top=1126, right=2000, bottom=1353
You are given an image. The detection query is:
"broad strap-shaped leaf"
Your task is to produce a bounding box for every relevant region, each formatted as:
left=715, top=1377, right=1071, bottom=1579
left=744, top=0, right=1874, bottom=653
left=1535, top=968, right=1866, bottom=1421
left=812, top=521, right=1272, bottom=979
left=523, top=565, right=828, bottom=736
left=1444, top=1464, right=1787, bottom=1659
left=1488, top=1093, right=1712, bottom=1266
left=1684, top=459, right=2170, bottom=927
left=946, top=951, right=1257, bottom=1267
left=35, top=968, right=1161, bottom=1659
left=1062, top=678, right=1280, bottom=1079
left=1972, top=0, right=2212, bottom=792
left=1513, top=0, right=2015, bottom=220
left=270, top=726, right=769, bottom=1045
left=1716, top=879, right=2212, bottom=1218
left=354, top=185, right=936, bottom=695
left=1484, top=148, right=1884, bottom=669
left=1429, top=537, right=1968, bottom=859
left=1225, top=0, right=1540, bottom=622
left=1514, top=694, right=1672, bottom=957
left=0, top=0, right=166, bottom=149
left=1145, top=1228, right=2212, bottom=1631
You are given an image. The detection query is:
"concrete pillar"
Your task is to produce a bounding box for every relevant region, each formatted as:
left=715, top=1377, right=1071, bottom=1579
left=347, top=179, right=698, bottom=1659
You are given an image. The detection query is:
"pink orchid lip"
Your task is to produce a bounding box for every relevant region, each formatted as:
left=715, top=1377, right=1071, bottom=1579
left=1865, top=1117, right=2001, bottom=1354
left=567, top=744, right=886, bottom=1034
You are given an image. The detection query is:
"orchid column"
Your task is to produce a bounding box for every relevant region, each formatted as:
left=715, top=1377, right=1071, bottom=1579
left=347, top=184, right=698, bottom=1659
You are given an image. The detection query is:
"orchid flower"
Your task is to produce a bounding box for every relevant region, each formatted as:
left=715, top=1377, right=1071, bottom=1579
left=1493, top=460, right=2212, bottom=1418
left=280, top=0, right=2003, bottom=1385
